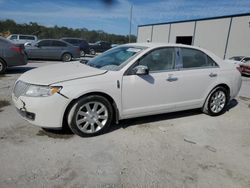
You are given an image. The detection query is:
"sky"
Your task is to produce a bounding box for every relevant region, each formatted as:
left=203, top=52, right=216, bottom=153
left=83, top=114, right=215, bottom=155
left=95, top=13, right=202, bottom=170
left=0, top=0, right=249, bottom=36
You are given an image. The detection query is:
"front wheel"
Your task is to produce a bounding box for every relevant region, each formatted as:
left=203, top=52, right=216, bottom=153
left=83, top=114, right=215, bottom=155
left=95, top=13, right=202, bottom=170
left=67, top=95, right=113, bottom=137
left=62, top=53, right=72, bottom=62
left=203, top=87, right=228, bottom=116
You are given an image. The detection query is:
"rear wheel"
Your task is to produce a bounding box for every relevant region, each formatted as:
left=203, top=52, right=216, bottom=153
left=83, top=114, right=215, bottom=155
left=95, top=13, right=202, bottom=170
left=203, top=87, right=228, bottom=116
left=90, top=49, right=96, bottom=55
left=0, top=59, right=6, bottom=74
left=80, top=50, right=85, bottom=57
left=67, top=95, right=113, bottom=137
left=62, top=53, right=72, bottom=62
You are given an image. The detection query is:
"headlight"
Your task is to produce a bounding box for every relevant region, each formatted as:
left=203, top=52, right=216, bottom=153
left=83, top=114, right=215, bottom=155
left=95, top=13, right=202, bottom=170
left=25, top=85, right=62, bottom=97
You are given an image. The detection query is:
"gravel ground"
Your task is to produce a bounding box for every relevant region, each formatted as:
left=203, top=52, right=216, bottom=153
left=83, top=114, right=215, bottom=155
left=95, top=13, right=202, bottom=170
left=0, top=60, right=250, bottom=188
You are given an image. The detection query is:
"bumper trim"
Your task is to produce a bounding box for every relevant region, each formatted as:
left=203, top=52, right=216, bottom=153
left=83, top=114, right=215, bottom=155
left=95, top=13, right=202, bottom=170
left=16, top=108, right=36, bottom=121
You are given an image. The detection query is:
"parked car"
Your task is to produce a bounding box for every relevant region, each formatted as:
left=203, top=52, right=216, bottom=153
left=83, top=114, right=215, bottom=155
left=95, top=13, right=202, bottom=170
left=25, top=39, right=80, bottom=62
left=61, top=38, right=90, bottom=57
left=229, top=56, right=250, bottom=63
left=7, top=34, right=37, bottom=45
left=0, top=36, right=27, bottom=74
left=89, top=41, right=111, bottom=55
left=12, top=43, right=242, bottom=137
left=239, top=61, right=250, bottom=76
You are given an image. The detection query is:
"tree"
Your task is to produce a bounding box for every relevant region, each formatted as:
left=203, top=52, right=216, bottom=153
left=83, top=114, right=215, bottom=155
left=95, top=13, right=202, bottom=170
left=0, top=19, right=137, bottom=43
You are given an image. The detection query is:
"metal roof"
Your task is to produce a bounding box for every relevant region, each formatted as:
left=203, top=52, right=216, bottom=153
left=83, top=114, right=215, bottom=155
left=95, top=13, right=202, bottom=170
left=138, top=12, right=250, bottom=27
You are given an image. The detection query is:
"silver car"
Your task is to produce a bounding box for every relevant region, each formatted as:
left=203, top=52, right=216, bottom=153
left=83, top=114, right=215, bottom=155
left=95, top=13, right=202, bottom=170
left=7, top=34, right=38, bottom=45
left=25, top=39, right=80, bottom=62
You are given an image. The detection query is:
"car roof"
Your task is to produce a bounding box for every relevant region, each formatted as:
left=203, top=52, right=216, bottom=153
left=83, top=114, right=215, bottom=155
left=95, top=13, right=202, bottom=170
left=122, top=42, right=228, bottom=67
left=61, top=37, right=85, bottom=40
left=37, top=39, right=73, bottom=45
left=10, top=34, right=37, bottom=37
left=123, top=42, right=207, bottom=51
left=38, top=39, right=66, bottom=42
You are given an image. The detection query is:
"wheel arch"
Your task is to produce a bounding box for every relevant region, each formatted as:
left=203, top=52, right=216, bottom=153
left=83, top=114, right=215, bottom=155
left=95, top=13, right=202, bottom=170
left=61, top=51, right=72, bottom=60
left=0, top=57, right=7, bottom=66
left=203, top=83, right=231, bottom=112
left=62, top=91, right=119, bottom=129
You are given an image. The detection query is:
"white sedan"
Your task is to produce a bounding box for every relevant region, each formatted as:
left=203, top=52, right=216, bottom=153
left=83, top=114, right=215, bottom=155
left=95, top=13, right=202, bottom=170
left=12, top=43, right=242, bottom=137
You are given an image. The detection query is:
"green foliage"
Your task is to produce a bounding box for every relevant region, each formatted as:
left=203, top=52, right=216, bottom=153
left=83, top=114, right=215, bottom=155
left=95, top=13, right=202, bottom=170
left=0, top=19, right=137, bottom=44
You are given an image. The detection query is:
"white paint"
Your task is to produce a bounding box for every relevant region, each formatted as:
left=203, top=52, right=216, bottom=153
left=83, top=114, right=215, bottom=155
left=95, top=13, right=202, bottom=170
left=12, top=43, right=242, bottom=128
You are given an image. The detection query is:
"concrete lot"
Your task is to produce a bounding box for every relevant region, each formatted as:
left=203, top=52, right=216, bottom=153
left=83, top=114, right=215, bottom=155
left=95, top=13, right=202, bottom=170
left=0, top=60, right=250, bottom=188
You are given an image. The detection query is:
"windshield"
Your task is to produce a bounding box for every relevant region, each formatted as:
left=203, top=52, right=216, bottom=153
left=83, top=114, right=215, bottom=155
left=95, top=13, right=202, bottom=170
left=85, top=46, right=145, bottom=71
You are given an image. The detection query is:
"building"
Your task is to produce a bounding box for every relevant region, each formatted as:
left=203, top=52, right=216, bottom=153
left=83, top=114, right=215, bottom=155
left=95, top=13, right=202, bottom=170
left=137, top=13, right=250, bottom=59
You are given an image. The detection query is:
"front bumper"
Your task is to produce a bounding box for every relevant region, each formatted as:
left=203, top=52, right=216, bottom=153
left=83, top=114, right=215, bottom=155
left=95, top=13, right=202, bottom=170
left=12, top=93, right=69, bottom=129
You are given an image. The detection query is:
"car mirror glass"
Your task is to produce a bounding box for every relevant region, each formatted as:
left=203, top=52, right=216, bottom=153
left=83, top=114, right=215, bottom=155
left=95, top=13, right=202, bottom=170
left=133, top=65, right=149, bottom=75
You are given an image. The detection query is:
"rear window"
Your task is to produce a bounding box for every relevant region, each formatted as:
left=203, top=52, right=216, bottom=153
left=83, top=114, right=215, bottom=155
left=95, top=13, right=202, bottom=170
left=19, top=35, right=35, bottom=40
left=38, top=40, right=51, bottom=47
left=181, top=48, right=218, bottom=69
left=51, top=41, right=67, bottom=47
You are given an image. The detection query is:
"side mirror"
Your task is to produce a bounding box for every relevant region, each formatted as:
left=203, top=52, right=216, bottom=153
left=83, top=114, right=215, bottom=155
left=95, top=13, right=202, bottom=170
left=133, top=65, right=149, bottom=75
left=24, top=42, right=32, bottom=46
left=34, top=43, right=40, bottom=47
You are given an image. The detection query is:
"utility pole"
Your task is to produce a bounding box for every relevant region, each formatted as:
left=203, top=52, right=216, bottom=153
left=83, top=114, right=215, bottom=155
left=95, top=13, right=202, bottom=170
left=129, top=4, right=133, bottom=43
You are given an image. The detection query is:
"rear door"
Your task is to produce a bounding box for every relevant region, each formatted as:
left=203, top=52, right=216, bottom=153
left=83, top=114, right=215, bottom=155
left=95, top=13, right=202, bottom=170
left=170, top=47, right=220, bottom=110
left=36, top=40, right=53, bottom=59
left=50, top=40, right=68, bottom=59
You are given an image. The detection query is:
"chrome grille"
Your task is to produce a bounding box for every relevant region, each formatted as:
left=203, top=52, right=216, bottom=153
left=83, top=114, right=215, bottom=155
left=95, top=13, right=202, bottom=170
left=13, top=81, right=30, bottom=98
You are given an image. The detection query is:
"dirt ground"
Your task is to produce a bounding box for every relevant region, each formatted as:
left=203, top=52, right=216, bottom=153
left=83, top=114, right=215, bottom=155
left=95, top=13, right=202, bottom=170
left=0, top=60, right=250, bottom=188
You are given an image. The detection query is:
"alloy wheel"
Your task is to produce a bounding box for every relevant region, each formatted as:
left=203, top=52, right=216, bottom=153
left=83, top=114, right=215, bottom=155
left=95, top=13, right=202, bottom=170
left=210, top=90, right=226, bottom=113
left=75, top=101, right=108, bottom=134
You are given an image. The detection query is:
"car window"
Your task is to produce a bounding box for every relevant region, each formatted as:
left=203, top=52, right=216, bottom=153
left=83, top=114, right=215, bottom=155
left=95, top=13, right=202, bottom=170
left=181, top=48, right=217, bottom=68
left=139, top=48, right=175, bottom=72
left=51, top=41, right=67, bottom=47
left=242, top=57, right=250, bottom=62
left=10, top=35, right=17, bottom=40
left=19, top=35, right=35, bottom=40
left=70, top=39, right=78, bottom=45
left=207, top=56, right=219, bottom=67
left=38, top=40, right=51, bottom=47
left=80, top=40, right=88, bottom=45
left=229, top=56, right=243, bottom=61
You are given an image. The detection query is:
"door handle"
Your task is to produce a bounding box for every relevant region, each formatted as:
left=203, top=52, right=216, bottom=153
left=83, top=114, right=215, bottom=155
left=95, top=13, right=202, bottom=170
left=209, top=73, right=217, bottom=77
left=167, top=75, right=178, bottom=82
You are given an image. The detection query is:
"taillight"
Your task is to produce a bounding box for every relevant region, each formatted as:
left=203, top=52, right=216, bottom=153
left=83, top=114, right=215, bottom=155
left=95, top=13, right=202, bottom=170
left=10, top=46, right=24, bottom=54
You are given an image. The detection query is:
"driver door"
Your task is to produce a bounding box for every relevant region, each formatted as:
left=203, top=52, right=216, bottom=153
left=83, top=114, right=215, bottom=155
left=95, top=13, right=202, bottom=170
left=121, top=47, right=178, bottom=118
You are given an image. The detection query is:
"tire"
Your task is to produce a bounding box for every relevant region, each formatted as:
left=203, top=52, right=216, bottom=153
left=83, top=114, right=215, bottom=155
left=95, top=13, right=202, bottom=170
left=80, top=50, right=85, bottom=57
left=0, top=59, right=6, bottom=74
left=62, top=53, right=72, bottom=62
left=202, top=86, right=228, bottom=116
left=67, top=95, right=113, bottom=137
left=90, top=49, right=96, bottom=55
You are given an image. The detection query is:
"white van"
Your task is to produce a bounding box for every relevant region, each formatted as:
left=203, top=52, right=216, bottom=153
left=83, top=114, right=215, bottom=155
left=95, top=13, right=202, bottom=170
left=7, top=34, right=38, bottom=44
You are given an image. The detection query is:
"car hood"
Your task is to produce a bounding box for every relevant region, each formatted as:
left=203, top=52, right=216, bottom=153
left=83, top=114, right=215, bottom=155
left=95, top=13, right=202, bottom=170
left=19, top=62, right=107, bottom=85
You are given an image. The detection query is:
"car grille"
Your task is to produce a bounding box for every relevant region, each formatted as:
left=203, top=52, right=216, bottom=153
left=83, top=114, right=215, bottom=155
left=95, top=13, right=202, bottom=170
left=13, top=81, right=30, bottom=98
